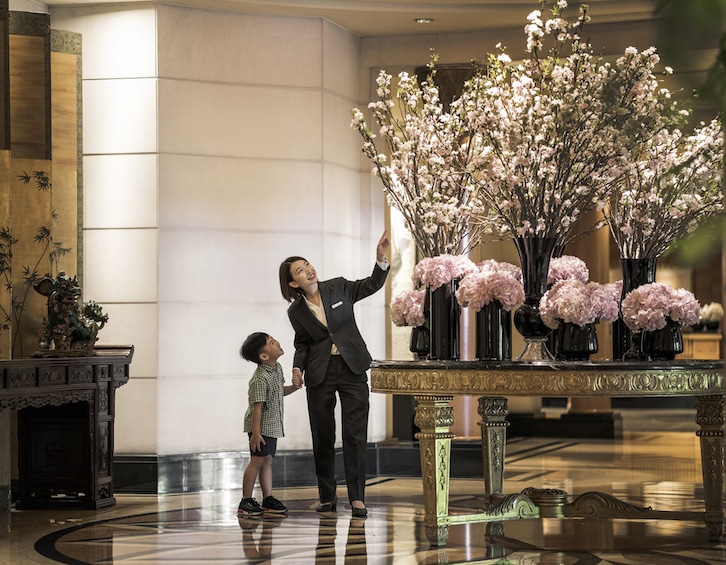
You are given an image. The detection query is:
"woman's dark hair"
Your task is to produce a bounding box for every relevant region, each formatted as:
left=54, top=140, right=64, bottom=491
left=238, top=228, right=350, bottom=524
left=240, top=332, right=269, bottom=364
left=279, top=256, right=307, bottom=302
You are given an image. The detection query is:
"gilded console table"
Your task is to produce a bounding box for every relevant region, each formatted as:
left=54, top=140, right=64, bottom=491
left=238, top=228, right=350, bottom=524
left=0, top=345, right=134, bottom=509
left=370, top=359, right=724, bottom=546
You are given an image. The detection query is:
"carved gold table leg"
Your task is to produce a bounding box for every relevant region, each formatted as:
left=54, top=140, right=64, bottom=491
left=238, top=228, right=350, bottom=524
left=414, top=394, right=455, bottom=546
left=478, top=396, right=509, bottom=504
left=696, top=394, right=724, bottom=542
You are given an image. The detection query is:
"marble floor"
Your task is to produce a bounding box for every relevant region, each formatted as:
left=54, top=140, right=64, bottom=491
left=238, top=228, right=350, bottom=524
left=2, top=409, right=726, bottom=564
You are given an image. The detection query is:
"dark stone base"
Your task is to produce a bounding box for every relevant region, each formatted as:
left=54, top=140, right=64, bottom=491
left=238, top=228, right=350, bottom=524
left=507, top=412, right=623, bottom=439
left=113, top=440, right=493, bottom=494
left=114, top=451, right=320, bottom=494
left=14, top=494, right=116, bottom=510
left=112, top=411, right=624, bottom=494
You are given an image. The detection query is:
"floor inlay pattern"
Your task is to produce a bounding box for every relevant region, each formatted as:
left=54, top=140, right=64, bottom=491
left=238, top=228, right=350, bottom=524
left=30, top=493, right=726, bottom=564
left=3, top=421, right=726, bottom=564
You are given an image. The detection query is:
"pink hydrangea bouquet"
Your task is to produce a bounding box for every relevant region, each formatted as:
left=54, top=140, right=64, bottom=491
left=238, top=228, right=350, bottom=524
left=390, top=289, right=426, bottom=327
left=412, top=254, right=477, bottom=290
left=478, top=259, right=522, bottom=282
left=620, top=283, right=701, bottom=332
left=456, top=261, right=525, bottom=312
left=547, top=255, right=589, bottom=285
left=540, top=280, right=621, bottom=329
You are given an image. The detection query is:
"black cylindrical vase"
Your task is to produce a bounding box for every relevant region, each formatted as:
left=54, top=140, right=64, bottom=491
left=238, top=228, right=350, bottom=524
left=641, top=318, right=683, bottom=361
left=409, top=325, right=430, bottom=359
left=475, top=301, right=511, bottom=360
left=512, top=236, right=557, bottom=361
left=556, top=322, right=598, bottom=361
left=429, top=281, right=460, bottom=360
left=614, top=258, right=657, bottom=361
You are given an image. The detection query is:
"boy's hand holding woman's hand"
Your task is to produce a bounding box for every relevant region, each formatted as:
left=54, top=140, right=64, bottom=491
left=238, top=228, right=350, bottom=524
left=292, top=368, right=303, bottom=389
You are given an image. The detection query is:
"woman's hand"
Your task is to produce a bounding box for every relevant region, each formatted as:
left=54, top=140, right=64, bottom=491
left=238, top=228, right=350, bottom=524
left=292, top=368, right=304, bottom=389
left=376, top=230, right=390, bottom=263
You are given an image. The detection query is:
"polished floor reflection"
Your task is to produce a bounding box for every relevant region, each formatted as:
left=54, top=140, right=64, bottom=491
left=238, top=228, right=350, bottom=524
left=3, top=409, right=726, bottom=564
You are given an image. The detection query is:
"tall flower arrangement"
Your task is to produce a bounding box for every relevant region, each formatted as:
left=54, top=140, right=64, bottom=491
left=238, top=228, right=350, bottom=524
left=351, top=66, right=485, bottom=257
left=460, top=1, right=676, bottom=244
left=606, top=117, right=724, bottom=259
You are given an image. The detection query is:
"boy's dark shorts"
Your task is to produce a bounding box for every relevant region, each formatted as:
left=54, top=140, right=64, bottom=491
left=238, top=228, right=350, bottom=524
left=248, top=433, right=277, bottom=457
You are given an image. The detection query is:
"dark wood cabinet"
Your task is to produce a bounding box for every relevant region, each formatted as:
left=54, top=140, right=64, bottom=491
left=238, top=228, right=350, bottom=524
left=0, top=345, right=133, bottom=509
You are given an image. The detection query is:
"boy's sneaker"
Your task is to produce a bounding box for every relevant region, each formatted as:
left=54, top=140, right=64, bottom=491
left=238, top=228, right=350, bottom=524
left=238, top=497, right=263, bottom=516
left=262, top=496, right=287, bottom=514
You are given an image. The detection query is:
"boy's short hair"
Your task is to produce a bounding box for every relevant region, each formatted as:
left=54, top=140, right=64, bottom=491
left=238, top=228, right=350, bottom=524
left=240, top=332, right=269, bottom=364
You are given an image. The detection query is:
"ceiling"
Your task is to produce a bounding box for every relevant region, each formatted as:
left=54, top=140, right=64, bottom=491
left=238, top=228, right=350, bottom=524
left=40, top=0, right=662, bottom=37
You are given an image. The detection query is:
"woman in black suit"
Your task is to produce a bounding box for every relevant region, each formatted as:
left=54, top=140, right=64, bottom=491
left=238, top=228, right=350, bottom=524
left=278, top=232, right=390, bottom=517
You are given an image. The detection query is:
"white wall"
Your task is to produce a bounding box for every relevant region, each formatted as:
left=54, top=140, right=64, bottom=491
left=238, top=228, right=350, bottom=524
left=50, top=5, right=160, bottom=454
left=49, top=4, right=386, bottom=457
left=46, top=2, right=699, bottom=460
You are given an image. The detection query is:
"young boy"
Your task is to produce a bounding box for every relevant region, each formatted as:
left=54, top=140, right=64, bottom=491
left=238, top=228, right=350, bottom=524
left=238, top=332, right=301, bottom=516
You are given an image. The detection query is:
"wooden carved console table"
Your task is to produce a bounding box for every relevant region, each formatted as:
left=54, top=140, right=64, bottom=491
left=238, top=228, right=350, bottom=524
left=0, top=345, right=134, bottom=509
left=370, top=359, right=724, bottom=546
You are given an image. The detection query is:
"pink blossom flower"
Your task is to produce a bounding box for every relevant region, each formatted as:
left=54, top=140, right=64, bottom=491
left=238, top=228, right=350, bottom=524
left=390, top=289, right=426, bottom=327
left=607, top=118, right=723, bottom=259
left=461, top=4, right=675, bottom=243
left=412, top=254, right=477, bottom=290
left=351, top=68, right=486, bottom=257
left=620, top=282, right=700, bottom=332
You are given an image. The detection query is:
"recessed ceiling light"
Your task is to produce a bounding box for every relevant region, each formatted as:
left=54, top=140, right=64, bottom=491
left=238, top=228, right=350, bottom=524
left=415, top=18, right=434, bottom=24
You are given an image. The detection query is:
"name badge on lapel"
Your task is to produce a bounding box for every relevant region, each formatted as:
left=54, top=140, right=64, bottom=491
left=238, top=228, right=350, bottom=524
left=332, top=301, right=343, bottom=309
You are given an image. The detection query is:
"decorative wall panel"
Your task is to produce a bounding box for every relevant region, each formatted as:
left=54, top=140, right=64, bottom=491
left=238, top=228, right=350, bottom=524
left=50, top=29, right=81, bottom=279
left=9, top=11, right=49, bottom=160
left=0, top=10, right=82, bottom=359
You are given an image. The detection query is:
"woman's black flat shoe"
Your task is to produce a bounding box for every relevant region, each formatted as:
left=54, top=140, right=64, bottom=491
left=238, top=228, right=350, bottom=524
left=351, top=506, right=367, bottom=518
left=315, top=496, right=337, bottom=512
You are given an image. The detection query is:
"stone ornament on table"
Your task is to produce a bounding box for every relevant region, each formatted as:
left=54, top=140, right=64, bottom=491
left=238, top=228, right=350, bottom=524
left=32, top=271, right=108, bottom=356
